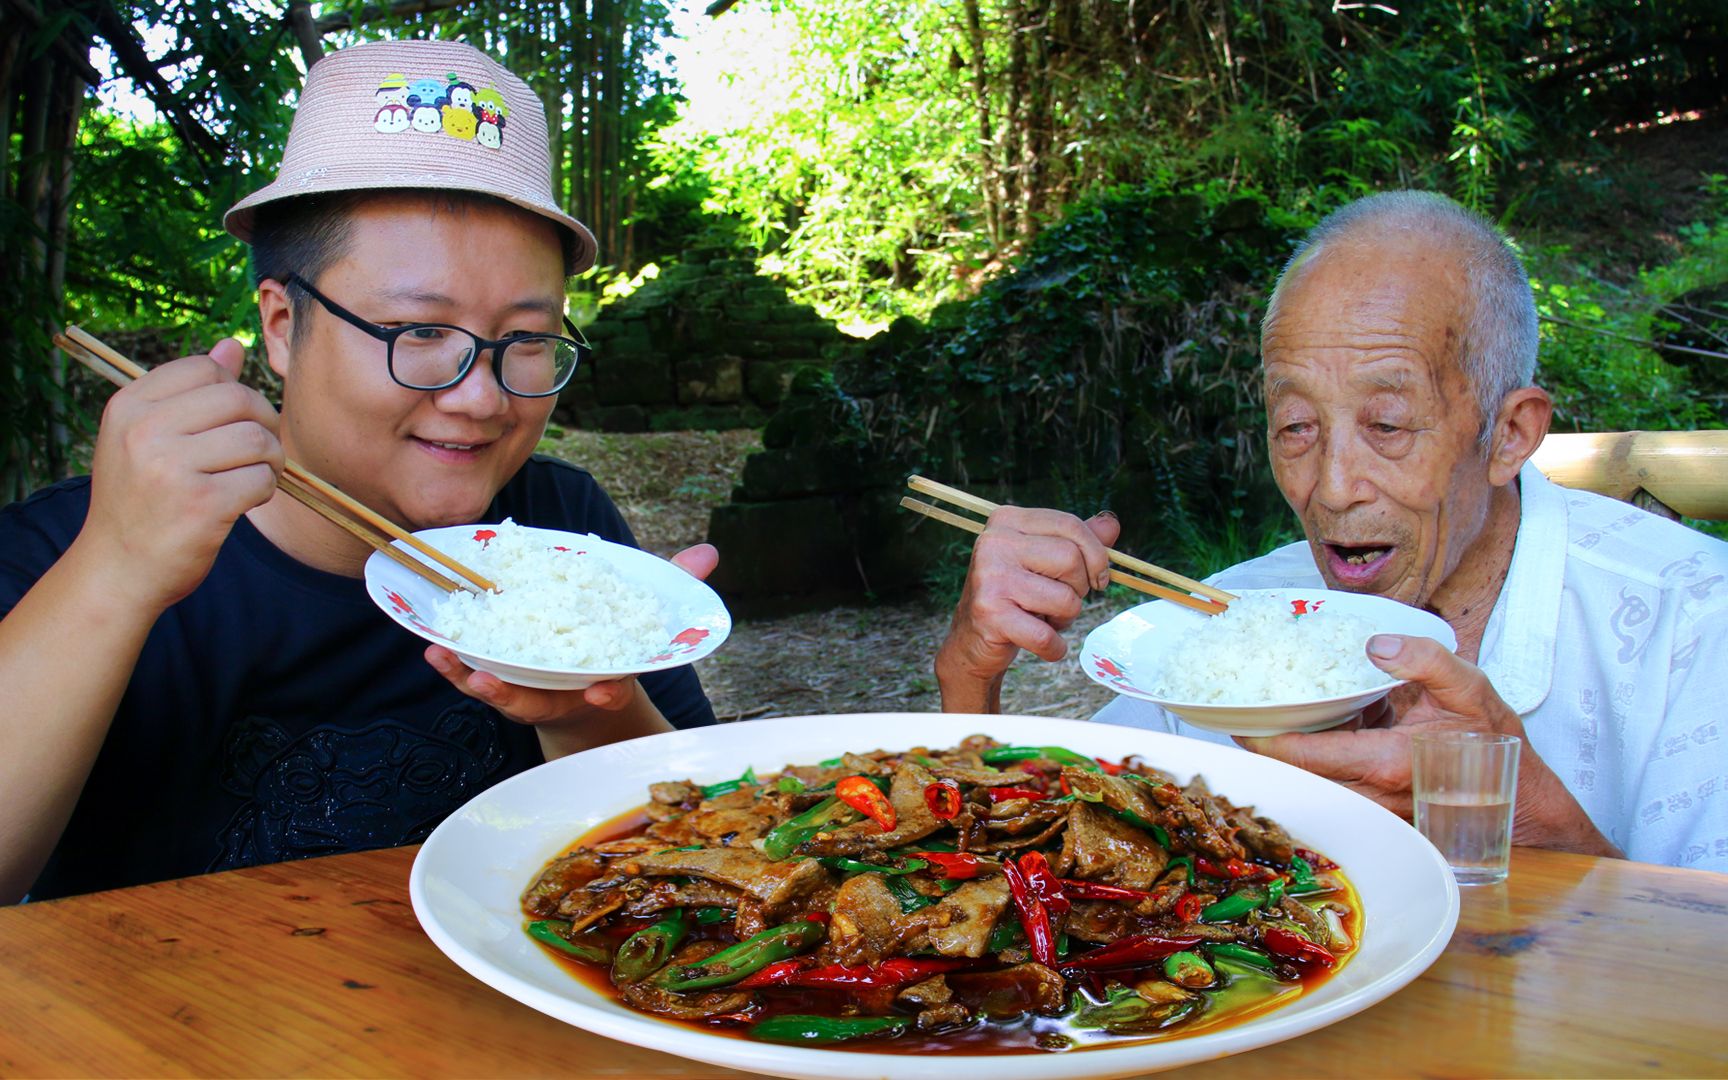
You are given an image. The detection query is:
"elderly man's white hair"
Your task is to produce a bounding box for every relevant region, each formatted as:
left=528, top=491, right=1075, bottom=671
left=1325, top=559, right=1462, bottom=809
left=1263, top=191, right=1540, bottom=445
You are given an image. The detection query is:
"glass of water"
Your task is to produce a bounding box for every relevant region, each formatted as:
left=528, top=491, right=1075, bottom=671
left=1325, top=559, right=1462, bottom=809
left=1410, top=731, right=1521, bottom=886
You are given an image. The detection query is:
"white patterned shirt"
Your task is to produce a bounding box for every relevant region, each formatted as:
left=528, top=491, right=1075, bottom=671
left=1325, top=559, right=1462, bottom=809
left=1096, top=463, right=1728, bottom=872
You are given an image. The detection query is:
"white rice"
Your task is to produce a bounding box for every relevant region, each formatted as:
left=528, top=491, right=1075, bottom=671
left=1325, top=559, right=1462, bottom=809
left=1152, top=593, right=1392, bottom=704
left=432, top=520, right=668, bottom=669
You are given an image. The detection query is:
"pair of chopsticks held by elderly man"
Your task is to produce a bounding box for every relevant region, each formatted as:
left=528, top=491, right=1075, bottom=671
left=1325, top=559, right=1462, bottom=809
left=1, top=41, right=1722, bottom=907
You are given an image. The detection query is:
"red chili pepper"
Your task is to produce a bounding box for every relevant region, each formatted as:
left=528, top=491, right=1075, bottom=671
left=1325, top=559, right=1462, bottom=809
left=987, top=786, right=1049, bottom=803
left=1059, top=773, right=1073, bottom=796
left=835, top=776, right=896, bottom=831
left=737, top=957, right=973, bottom=990
left=1017, top=851, right=1070, bottom=918
left=1094, top=757, right=1126, bottom=776
left=1195, top=856, right=1272, bottom=881
left=734, top=959, right=809, bottom=987
left=1000, top=857, right=1057, bottom=966
left=1174, top=892, right=1205, bottom=923
left=801, top=911, right=831, bottom=924
left=1262, top=927, right=1337, bottom=968
left=1058, top=933, right=1204, bottom=972
left=1295, top=847, right=1339, bottom=871
left=1058, top=879, right=1158, bottom=903
left=913, top=851, right=991, bottom=879
left=923, top=780, right=961, bottom=820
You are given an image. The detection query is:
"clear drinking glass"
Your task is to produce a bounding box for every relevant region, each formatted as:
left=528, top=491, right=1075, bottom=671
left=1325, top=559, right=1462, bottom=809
left=1410, top=731, right=1521, bottom=886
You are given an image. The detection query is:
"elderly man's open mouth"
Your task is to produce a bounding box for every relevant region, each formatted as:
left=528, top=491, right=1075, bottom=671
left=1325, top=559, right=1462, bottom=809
left=1323, top=541, right=1396, bottom=587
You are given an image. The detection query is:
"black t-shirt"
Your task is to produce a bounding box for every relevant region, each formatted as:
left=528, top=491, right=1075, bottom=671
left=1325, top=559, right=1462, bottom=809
left=0, top=455, right=715, bottom=900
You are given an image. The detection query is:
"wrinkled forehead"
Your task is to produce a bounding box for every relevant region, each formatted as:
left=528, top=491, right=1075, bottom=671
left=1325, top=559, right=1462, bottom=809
left=1261, top=239, right=1473, bottom=394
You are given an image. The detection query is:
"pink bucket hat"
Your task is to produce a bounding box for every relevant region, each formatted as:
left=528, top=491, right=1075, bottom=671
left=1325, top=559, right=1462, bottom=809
left=224, top=39, right=596, bottom=272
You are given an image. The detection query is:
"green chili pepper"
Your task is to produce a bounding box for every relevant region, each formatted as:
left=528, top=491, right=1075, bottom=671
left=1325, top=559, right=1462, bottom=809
left=892, top=838, right=957, bottom=855
left=1112, top=806, right=1170, bottom=848
left=818, top=756, right=843, bottom=767
left=776, top=775, right=806, bottom=793
left=885, top=875, right=939, bottom=914
left=700, top=766, right=758, bottom=799
left=691, top=907, right=732, bottom=925
left=653, top=844, right=704, bottom=854
left=1069, top=986, right=1198, bottom=1034
left=980, top=745, right=1101, bottom=770
left=1163, top=950, right=1216, bottom=987
left=526, top=920, right=610, bottom=963
left=987, top=918, right=1026, bottom=953
left=1265, top=876, right=1287, bottom=908
left=1167, top=856, right=1195, bottom=886
left=652, top=919, right=827, bottom=992
left=818, top=856, right=928, bottom=876
left=1057, top=931, right=1071, bottom=959
left=760, top=796, right=855, bottom=860
left=1206, top=942, right=1277, bottom=970
left=914, top=754, right=942, bottom=767
left=611, top=909, right=690, bottom=983
left=749, top=1013, right=910, bottom=1045
left=1200, top=885, right=1267, bottom=923
left=1289, top=854, right=1315, bottom=887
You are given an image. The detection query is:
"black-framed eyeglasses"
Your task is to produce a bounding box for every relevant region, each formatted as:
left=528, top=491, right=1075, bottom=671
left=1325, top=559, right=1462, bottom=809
left=284, top=273, right=589, bottom=398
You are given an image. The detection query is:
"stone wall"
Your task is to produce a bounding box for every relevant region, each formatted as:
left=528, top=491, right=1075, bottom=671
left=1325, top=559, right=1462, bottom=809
left=555, top=250, right=859, bottom=433
left=704, top=373, right=943, bottom=615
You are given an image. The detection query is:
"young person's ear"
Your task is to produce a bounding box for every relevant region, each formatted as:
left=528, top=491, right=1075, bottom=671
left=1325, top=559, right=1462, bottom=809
left=257, top=279, right=295, bottom=379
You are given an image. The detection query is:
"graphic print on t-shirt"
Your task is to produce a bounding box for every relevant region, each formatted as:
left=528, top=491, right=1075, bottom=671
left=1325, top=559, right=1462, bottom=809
left=210, top=703, right=507, bottom=871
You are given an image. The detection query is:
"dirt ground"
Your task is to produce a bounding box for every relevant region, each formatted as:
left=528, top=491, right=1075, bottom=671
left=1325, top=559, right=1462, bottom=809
left=538, top=427, right=1130, bottom=721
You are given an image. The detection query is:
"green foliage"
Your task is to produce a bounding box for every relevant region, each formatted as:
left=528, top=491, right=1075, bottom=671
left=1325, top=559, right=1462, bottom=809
left=661, top=0, right=1723, bottom=326
left=1532, top=192, right=1728, bottom=434
left=839, top=181, right=1299, bottom=555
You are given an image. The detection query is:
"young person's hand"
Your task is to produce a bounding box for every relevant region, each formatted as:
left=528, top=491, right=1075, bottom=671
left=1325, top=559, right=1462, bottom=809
left=425, top=544, right=720, bottom=755
left=79, top=339, right=282, bottom=614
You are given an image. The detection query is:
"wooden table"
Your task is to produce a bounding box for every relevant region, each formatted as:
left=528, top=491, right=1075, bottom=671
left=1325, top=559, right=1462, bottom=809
left=1, top=846, right=1723, bottom=1078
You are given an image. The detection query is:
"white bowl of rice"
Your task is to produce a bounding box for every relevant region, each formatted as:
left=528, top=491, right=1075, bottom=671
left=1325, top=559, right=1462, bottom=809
left=364, top=520, right=731, bottom=690
left=1081, top=587, right=1457, bottom=736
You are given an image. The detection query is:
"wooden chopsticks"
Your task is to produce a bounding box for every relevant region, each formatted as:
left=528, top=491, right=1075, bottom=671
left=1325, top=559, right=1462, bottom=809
left=54, top=327, right=495, bottom=596
left=902, top=475, right=1235, bottom=616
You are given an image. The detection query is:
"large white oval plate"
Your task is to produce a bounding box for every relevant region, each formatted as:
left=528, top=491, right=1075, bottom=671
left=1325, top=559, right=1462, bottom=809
left=411, top=713, right=1459, bottom=1080
left=364, top=524, right=731, bottom=690
left=1082, top=588, right=1458, bottom=737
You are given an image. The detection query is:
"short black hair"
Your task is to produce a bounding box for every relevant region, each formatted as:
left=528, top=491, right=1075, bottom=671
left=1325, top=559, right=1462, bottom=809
left=249, top=189, right=577, bottom=345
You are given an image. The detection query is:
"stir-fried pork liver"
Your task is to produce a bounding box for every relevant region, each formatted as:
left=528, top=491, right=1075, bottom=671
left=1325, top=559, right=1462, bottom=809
left=522, top=736, right=1355, bottom=1050
left=621, top=848, right=831, bottom=915
left=1060, top=801, right=1170, bottom=889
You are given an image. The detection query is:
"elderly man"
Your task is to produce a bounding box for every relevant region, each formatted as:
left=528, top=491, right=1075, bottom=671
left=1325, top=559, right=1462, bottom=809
left=938, top=191, right=1728, bottom=872
left=0, top=41, right=715, bottom=904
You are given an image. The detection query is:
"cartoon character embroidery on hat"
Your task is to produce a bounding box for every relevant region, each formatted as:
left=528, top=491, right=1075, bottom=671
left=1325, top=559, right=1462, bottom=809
left=473, top=86, right=509, bottom=149
left=374, top=101, right=410, bottom=134
left=376, top=72, right=410, bottom=107
left=441, top=72, right=478, bottom=141
left=406, top=76, right=448, bottom=134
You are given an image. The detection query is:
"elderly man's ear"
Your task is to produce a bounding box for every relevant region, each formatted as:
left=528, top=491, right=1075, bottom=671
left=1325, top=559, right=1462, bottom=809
left=1487, top=386, right=1554, bottom=486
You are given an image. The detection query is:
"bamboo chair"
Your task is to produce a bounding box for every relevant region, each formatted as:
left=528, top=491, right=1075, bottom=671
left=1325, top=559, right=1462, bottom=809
left=1530, top=430, right=1728, bottom=521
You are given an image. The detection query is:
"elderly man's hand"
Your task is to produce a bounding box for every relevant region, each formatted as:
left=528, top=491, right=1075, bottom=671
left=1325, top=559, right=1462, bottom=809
left=935, top=506, right=1119, bottom=713
left=423, top=543, right=719, bottom=755
left=1238, top=634, right=1621, bottom=857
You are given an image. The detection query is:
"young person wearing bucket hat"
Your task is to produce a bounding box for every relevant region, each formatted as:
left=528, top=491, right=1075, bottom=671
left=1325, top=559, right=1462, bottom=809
left=0, top=40, right=717, bottom=904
